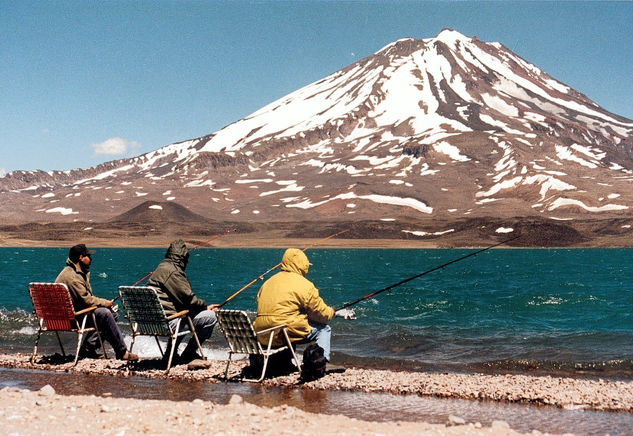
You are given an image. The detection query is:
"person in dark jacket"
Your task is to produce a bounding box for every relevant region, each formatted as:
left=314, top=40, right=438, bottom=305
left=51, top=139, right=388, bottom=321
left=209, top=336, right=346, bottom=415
left=56, top=244, right=138, bottom=361
left=147, top=239, right=219, bottom=363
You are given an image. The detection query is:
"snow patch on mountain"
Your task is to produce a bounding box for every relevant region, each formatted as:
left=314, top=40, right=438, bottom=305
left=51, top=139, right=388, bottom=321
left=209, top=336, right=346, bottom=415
left=45, top=207, right=78, bottom=215
left=286, top=191, right=433, bottom=214
left=548, top=198, right=628, bottom=212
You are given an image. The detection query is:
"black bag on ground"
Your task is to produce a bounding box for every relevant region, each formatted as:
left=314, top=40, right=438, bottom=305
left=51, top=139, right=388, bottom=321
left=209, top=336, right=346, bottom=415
left=300, top=342, right=327, bottom=381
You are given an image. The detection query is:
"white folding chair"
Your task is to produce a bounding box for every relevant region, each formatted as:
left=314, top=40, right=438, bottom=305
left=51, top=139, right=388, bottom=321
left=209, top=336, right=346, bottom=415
left=217, top=309, right=299, bottom=382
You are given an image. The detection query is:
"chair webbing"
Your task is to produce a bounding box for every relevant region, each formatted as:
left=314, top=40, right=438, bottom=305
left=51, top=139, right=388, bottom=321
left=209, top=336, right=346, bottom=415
left=119, top=286, right=171, bottom=336
left=29, top=282, right=76, bottom=331
left=217, top=310, right=260, bottom=354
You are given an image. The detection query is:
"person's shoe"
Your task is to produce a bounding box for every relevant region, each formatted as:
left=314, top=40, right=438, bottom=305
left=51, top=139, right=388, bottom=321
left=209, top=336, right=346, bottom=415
left=179, top=351, right=203, bottom=364
left=118, top=351, right=139, bottom=361
left=78, top=346, right=104, bottom=360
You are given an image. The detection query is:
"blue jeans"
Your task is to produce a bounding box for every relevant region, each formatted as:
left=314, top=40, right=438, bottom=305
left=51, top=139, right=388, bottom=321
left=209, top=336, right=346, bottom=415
left=306, top=321, right=331, bottom=361
left=169, top=309, right=217, bottom=351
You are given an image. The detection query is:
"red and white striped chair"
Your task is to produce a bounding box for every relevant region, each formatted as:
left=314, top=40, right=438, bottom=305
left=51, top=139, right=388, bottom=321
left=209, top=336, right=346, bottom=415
left=28, top=282, right=106, bottom=365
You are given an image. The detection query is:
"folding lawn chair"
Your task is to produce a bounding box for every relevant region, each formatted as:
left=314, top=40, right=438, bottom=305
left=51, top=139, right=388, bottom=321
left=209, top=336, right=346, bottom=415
left=118, top=285, right=205, bottom=373
left=217, top=309, right=299, bottom=382
left=28, top=282, right=107, bottom=366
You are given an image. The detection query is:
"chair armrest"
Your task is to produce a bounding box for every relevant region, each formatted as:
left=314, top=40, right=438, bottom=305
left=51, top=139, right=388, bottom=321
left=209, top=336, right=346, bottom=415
left=166, top=310, right=189, bottom=321
left=74, top=306, right=97, bottom=316
left=255, top=325, right=287, bottom=336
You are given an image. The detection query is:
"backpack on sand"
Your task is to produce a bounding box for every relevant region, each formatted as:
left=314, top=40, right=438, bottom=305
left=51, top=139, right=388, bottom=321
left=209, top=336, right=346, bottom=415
left=300, top=342, right=327, bottom=381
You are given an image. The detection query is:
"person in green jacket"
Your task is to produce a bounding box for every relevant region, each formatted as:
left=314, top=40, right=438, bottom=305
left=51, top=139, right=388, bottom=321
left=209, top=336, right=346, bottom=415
left=56, top=244, right=138, bottom=361
left=147, top=239, right=219, bottom=363
left=253, top=248, right=355, bottom=362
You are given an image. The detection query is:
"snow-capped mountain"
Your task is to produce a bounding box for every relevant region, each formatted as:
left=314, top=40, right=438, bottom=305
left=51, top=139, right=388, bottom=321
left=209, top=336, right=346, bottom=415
left=2, top=29, right=633, bottom=230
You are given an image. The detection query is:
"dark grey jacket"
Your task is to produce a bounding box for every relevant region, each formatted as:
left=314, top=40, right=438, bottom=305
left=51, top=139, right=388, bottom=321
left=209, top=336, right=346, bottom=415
left=147, top=239, right=207, bottom=317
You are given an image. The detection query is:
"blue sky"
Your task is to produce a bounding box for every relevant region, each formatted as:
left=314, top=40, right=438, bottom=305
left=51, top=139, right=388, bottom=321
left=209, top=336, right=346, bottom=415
left=1, top=1, right=632, bottom=175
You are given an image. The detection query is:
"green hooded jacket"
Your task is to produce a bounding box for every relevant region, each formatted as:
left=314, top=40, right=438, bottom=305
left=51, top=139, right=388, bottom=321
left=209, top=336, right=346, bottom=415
left=147, top=239, right=207, bottom=317
left=253, top=248, right=334, bottom=345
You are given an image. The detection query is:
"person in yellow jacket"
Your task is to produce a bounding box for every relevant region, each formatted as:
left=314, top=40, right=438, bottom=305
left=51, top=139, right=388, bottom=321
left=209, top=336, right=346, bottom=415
left=253, top=248, right=355, bottom=361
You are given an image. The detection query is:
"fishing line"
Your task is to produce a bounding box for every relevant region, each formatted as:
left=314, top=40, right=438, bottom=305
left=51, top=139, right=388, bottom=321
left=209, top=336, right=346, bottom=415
left=335, top=235, right=520, bottom=311
left=218, top=228, right=350, bottom=308
left=188, top=228, right=234, bottom=252
left=126, top=229, right=234, bottom=289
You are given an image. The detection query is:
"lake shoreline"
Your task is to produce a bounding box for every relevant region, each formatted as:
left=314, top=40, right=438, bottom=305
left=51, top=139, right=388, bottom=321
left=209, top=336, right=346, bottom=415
left=2, top=236, right=628, bottom=249
left=1, top=236, right=443, bottom=249
left=1, top=353, right=632, bottom=414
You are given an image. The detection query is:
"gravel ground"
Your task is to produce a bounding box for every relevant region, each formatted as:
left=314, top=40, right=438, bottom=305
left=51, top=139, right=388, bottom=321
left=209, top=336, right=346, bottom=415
left=1, top=353, right=631, bottom=412
left=2, top=352, right=631, bottom=435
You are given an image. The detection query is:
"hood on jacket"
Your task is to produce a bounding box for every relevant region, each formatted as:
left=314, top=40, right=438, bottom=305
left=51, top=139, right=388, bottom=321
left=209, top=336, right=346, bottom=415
left=280, top=248, right=309, bottom=276
left=165, top=239, right=189, bottom=269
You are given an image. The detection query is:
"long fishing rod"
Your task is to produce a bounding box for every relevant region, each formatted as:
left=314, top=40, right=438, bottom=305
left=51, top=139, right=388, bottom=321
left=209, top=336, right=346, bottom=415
left=112, top=271, right=154, bottom=303
left=218, top=228, right=350, bottom=308
left=131, top=271, right=153, bottom=287
left=335, top=235, right=520, bottom=311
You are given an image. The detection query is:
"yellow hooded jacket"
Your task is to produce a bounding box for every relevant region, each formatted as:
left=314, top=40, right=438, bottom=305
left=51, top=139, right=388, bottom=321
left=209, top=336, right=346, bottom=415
left=253, top=248, right=334, bottom=345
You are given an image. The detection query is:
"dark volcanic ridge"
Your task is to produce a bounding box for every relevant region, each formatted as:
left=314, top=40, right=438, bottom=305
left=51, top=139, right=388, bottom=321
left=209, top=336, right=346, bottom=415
left=108, top=200, right=209, bottom=223
left=2, top=200, right=633, bottom=247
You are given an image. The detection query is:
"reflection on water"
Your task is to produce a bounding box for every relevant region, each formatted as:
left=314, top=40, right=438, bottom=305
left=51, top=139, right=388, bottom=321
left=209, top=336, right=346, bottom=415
left=1, top=368, right=632, bottom=435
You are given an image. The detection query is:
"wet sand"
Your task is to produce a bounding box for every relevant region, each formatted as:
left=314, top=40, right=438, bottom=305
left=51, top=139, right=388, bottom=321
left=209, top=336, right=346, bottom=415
left=1, top=352, right=632, bottom=435
left=1, top=384, right=533, bottom=436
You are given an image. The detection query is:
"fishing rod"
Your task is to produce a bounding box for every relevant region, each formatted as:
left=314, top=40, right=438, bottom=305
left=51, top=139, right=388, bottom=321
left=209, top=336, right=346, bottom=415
left=335, top=235, right=520, bottom=311
left=111, top=269, right=156, bottom=305
left=131, top=271, right=153, bottom=287
left=218, top=228, right=350, bottom=308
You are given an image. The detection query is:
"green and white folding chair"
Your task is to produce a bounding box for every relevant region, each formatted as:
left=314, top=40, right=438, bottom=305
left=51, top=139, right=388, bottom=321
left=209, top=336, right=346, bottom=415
left=118, top=285, right=205, bottom=373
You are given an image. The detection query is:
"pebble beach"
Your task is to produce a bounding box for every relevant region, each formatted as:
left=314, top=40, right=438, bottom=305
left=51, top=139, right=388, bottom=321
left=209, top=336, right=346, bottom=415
left=2, top=352, right=633, bottom=434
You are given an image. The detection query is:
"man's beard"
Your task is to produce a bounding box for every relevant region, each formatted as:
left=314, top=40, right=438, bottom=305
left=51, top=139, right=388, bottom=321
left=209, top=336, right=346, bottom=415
left=80, top=262, right=90, bottom=273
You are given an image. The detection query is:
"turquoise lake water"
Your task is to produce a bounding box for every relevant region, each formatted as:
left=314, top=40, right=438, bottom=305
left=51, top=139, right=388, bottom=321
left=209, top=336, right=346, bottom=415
left=2, top=247, right=632, bottom=378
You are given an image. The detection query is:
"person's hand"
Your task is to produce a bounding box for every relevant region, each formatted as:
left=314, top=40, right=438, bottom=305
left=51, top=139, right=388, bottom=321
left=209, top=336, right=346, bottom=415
left=104, top=299, right=114, bottom=308
left=334, top=308, right=356, bottom=320
left=208, top=304, right=220, bottom=313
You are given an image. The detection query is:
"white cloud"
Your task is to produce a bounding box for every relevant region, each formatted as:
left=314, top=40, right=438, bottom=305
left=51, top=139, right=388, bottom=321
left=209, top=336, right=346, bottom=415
left=0, top=168, right=5, bottom=177
left=91, top=137, right=140, bottom=156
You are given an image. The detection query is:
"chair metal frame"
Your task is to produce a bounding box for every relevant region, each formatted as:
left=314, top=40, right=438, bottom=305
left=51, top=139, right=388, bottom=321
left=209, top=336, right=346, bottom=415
left=28, top=282, right=107, bottom=366
left=217, top=309, right=299, bottom=382
left=118, top=285, right=205, bottom=373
